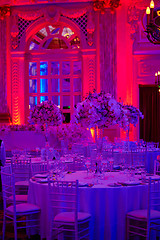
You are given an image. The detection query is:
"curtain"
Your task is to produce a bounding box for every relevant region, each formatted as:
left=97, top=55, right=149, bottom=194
left=99, top=9, right=117, bottom=98
left=139, top=85, right=160, bottom=144
left=0, top=18, right=7, bottom=113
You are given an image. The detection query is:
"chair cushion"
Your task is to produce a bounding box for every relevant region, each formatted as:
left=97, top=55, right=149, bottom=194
left=54, top=212, right=91, bottom=223
left=9, top=195, right=28, bottom=202
left=15, top=181, right=29, bottom=186
left=127, top=209, right=160, bottom=220
left=6, top=203, right=41, bottom=215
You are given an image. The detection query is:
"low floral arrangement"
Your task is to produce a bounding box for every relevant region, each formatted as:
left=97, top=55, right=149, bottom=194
left=28, top=100, right=64, bottom=126
left=0, top=124, right=36, bottom=133
left=54, top=123, right=92, bottom=144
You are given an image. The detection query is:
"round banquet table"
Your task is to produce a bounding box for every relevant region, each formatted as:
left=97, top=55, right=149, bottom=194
left=27, top=171, right=151, bottom=240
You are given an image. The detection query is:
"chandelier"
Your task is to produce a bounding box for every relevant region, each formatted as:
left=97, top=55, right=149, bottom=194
left=145, top=0, right=160, bottom=44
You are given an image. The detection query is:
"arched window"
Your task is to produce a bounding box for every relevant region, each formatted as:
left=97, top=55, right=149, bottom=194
left=27, top=23, right=82, bottom=122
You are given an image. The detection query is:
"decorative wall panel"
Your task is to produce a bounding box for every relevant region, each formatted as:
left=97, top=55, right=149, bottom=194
left=0, top=19, right=7, bottom=113
left=138, top=61, right=159, bottom=77
left=88, top=57, right=96, bottom=91
left=99, top=10, right=117, bottom=98
left=82, top=54, right=96, bottom=98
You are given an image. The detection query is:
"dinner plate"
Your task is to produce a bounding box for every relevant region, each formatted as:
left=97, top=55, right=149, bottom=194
left=146, top=175, right=160, bottom=180
left=79, top=182, right=93, bottom=187
left=34, top=173, right=48, bottom=178
left=118, top=180, right=141, bottom=186
left=108, top=183, right=122, bottom=187
left=36, top=178, right=48, bottom=183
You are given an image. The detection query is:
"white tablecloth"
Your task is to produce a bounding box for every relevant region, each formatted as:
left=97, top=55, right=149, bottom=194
left=28, top=171, right=149, bottom=240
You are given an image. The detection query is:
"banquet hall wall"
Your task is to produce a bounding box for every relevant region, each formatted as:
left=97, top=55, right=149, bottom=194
left=0, top=0, right=160, bottom=141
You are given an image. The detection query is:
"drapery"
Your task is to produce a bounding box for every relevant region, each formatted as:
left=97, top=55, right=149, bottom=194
left=99, top=9, right=117, bottom=98
left=0, top=18, right=7, bottom=113
left=139, top=85, right=160, bottom=145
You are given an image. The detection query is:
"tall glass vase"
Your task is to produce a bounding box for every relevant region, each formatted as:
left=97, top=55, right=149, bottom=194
left=125, top=125, right=130, bottom=152
left=94, top=126, right=104, bottom=153
left=126, top=127, right=130, bottom=142
left=44, top=123, right=50, bottom=159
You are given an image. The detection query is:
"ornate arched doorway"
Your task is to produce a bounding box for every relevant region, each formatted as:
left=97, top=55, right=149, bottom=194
left=10, top=7, right=97, bottom=124
left=25, top=20, right=83, bottom=123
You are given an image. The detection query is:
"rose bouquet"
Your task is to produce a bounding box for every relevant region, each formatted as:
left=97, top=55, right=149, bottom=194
left=28, top=100, right=63, bottom=127
left=72, top=90, right=122, bottom=129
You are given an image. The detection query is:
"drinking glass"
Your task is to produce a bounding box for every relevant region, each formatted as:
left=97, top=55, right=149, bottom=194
left=108, top=158, right=114, bottom=172
left=141, top=168, right=147, bottom=182
left=84, top=158, right=91, bottom=178
left=35, top=147, right=40, bottom=157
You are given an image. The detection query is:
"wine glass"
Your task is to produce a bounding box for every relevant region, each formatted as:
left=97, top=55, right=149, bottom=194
left=141, top=167, right=147, bottom=182
left=101, top=160, right=108, bottom=179
left=108, top=158, right=114, bottom=173
left=35, top=147, right=40, bottom=157
left=84, top=158, right=91, bottom=178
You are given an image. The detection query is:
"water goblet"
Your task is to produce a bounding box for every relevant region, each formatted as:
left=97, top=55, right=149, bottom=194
left=141, top=168, right=147, bottom=182
left=35, top=147, right=40, bottom=157
left=84, top=158, right=91, bottom=178
left=108, top=158, right=114, bottom=173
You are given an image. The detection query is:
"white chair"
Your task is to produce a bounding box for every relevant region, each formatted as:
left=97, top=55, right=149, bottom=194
left=31, top=162, right=48, bottom=176
left=126, top=177, right=160, bottom=240
left=131, top=148, right=146, bottom=169
left=11, top=157, right=31, bottom=194
left=48, top=179, right=91, bottom=240
left=1, top=165, right=41, bottom=240
left=154, top=155, right=160, bottom=175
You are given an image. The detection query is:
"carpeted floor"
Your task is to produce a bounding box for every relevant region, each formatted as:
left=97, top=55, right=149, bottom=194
left=0, top=195, right=41, bottom=240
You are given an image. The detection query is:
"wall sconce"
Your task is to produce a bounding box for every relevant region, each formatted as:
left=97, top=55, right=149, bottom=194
left=155, top=71, right=160, bottom=86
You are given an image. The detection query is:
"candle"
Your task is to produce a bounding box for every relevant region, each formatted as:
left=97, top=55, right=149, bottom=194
left=155, top=72, right=158, bottom=84
left=158, top=71, right=160, bottom=85
left=146, top=7, right=151, bottom=26
left=150, top=0, right=154, bottom=22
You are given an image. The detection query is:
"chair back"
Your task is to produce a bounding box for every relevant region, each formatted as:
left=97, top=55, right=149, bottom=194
left=131, top=150, right=146, bottom=168
left=11, top=157, right=31, bottom=183
left=147, top=177, right=160, bottom=236
left=48, top=179, right=78, bottom=225
left=31, top=162, right=48, bottom=176
left=148, top=177, right=160, bottom=211
left=154, top=155, right=160, bottom=175
left=1, top=165, right=16, bottom=211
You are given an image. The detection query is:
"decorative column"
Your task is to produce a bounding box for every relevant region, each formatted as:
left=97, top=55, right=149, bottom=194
left=93, top=0, right=120, bottom=98
left=99, top=9, right=117, bottom=98
left=82, top=51, right=96, bottom=98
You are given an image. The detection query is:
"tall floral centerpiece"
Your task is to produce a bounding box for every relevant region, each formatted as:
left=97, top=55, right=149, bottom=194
left=72, top=90, right=122, bottom=145
left=28, top=100, right=64, bottom=143
left=72, top=90, right=144, bottom=143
